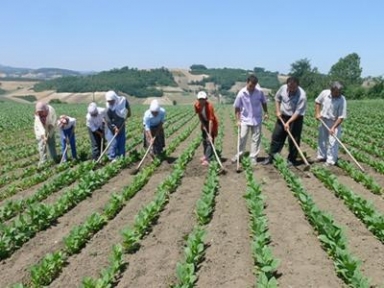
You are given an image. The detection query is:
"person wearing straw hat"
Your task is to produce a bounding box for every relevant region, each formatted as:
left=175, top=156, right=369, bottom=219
left=104, top=90, right=131, bottom=161
left=86, top=102, right=106, bottom=160
left=57, top=114, right=78, bottom=162
left=34, top=101, right=58, bottom=165
left=194, top=91, right=219, bottom=166
left=262, top=76, right=307, bottom=166
left=232, top=75, right=269, bottom=166
left=315, top=81, right=347, bottom=166
left=143, top=99, right=166, bottom=158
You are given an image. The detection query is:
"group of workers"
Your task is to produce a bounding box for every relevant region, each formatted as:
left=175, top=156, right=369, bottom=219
left=33, top=75, right=346, bottom=169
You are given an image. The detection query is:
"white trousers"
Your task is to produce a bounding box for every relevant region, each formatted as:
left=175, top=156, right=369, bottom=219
left=235, top=123, right=262, bottom=159
left=317, top=118, right=342, bottom=164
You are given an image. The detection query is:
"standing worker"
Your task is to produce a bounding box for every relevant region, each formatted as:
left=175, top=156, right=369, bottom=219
left=34, top=101, right=58, bottom=166
left=315, top=81, right=347, bottom=166
left=104, top=90, right=131, bottom=161
left=232, top=75, right=268, bottom=166
left=143, top=99, right=166, bottom=158
left=194, top=91, right=219, bottom=166
left=262, top=76, right=307, bottom=166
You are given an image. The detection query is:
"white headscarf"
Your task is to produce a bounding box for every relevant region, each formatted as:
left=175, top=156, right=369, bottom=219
left=87, top=102, right=98, bottom=114
left=105, top=90, right=128, bottom=118
left=150, top=99, right=160, bottom=112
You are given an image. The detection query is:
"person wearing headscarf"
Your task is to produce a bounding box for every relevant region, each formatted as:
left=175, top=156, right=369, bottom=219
left=194, top=91, right=219, bottom=166
left=86, top=102, right=106, bottom=160
left=34, top=101, right=58, bottom=165
left=143, top=99, right=166, bottom=158
left=57, top=114, right=77, bottom=162
left=104, top=90, right=131, bottom=161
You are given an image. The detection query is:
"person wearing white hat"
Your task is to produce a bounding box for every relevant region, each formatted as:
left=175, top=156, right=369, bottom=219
left=194, top=91, right=219, bottom=166
left=57, top=114, right=78, bottom=162
left=143, top=99, right=166, bottom=157
left=104, top=90, right=131, bottom=161
left=86, top=102, right=106, bottom=160
left=34, top=101, right=58, bottom=165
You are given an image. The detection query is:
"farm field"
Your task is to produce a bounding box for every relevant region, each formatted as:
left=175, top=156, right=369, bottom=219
left=0, top=100, right=384, bottom=287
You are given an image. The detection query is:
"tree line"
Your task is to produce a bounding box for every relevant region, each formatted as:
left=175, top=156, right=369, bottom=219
left=33, top=67, right=177, bottom=98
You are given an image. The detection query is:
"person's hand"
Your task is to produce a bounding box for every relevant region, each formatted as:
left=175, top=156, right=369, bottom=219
left=330, top=127, right=336, bottom=136
left=263, top=113, right=269, bottom=121
left=150, top=137, right=155, bottom=145
left=283, top=122, right=290, bottom=131
left=42, top=135, right=47, bottom=143
left=237, top=120, right=241, bottom=127
left=114, top=127, right=119, bottom=135
left=207, top=134, right=213, bottom=142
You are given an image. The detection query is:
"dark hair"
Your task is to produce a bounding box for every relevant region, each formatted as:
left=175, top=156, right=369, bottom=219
left=247, top=75, right=258, bottom=84
left=286, top=76, right=299, bottom=86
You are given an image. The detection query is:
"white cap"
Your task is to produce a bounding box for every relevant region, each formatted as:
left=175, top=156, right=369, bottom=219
left=197, top=91, right=207, bottom=99
left=105, top=90, right=118, bottom=101
left=88, top=102, right=98, bottom=114
left=150, top=99, right=160, bottom=112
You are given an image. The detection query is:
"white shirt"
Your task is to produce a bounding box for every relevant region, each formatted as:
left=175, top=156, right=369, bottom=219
left=86, top=107, right=106, bottom=132
left=58, top=116, right=76, bottom=138
left=34, top=105, right=57, bottom=140
left=315, top=89, right=347, bottom=120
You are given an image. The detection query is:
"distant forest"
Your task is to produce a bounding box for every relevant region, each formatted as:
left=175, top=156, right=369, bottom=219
left=33, top=67, right=177, bottom=97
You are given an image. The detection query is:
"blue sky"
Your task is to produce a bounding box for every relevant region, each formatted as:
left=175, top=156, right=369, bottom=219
left=1, top=0, right=383, bottom=77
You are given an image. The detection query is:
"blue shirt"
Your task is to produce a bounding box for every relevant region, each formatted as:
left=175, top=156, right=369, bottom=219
left=143, top=108, right=166, bottom=131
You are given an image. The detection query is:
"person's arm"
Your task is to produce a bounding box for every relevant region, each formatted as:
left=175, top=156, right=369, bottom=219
left=315, top=102, right=322, bottom=119
left=126, top=100, right=131, bottom=118
left=330, top=97, right=347, bottom=134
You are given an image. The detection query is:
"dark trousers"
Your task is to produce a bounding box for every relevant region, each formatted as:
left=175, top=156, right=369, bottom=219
left=143, top=125, right=165, bottom=155
left=270, top=115, right=303, bottom=162
left=201, top=121, right=214, bottom=161
left=88, top=128, right=104, bottom=160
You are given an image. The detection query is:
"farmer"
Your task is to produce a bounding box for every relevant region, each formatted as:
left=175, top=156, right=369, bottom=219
left=315, top=81, right=347, bottom=166
left=232, top=75, right=268, bottom=166
left=34, top=101, right=58, bottom=165
left=194, top=91, right=219, bottom=166
left=86, top=102, right=106, bottom=160
left=104, top=90, right=131, bottom=161
left=262, top=76, right=307, bottom=166
left=143, top=99, right=166, bottom=158
left=57, top=114, right=77, bottom=162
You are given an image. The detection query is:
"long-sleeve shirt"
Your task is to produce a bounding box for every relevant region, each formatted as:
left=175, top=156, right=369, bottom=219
left=275, top=84, right=307, bottom=116
left=315, top=89, right=347, bottom=120
left=105, top=98, right=129, bottom=131
left=34, top=105, right=57, bottom=140
left=143, top=108, right=166, bottom=131
left=233, top=87, right=267, bottom=126
left=58, top=117, right=76, bottom=139
left=86, top=107, right=106, bottom=132
left=194, top=101, right=219, bottom=136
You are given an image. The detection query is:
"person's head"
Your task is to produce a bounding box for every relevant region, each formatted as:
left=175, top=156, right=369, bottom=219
left=88, top=102, right=98, bottom=117
left=58, top=115, right=69, bottom=126
left=105, top=90, right=118, bottom=106
left=197, top=91, right=208, bottom=104
left=149, top=99, right=160, bottom=116
left=35, top=101, right=49, bottom=118
left=246, top=75, right=258, bottom=93
left=286, top=76, right=299, bottom=94
left=330, top=81, right=343, bottom=97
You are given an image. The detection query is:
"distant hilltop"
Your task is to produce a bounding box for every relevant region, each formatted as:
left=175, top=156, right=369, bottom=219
left=0, top=64, right=94, bottom=80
